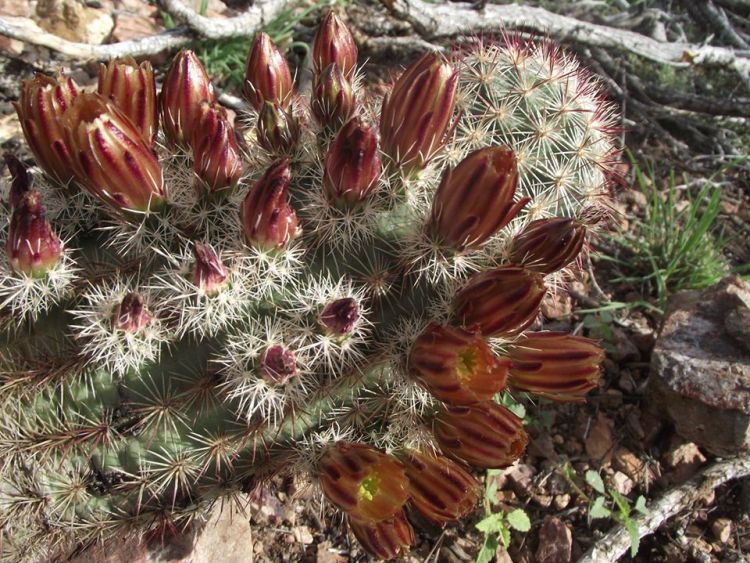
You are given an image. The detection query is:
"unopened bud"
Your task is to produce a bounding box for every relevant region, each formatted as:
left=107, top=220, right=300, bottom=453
left=4, top=153, right=32, bottom=208
left=323, top=117, right=380, bottom=205
left=260, top=344, right=297, bottom=384
left=312, top=64, right=355, bottom=129
left=112, top=293, right=151, bottom=334
left=509, top=217, right=587, bottom=274
left=6, top=191, right=62, bottom=277
left=312, top=12, right=358, bottom=79
left=257, top=101, right=300, bottom=154
left=243, top=32, right=293, bottom=111
left=348, top=511, right=415, bottom=560
left=192, top=242, right=229, bottom=297
left=319, top=297, right=360, bottom=336
left=191, top=102, right=243, bottom=194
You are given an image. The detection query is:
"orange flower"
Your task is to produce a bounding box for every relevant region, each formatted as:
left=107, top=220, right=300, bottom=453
left=509, top=217, right=586, bottom=274
left=452, top=265, right=546, bottom=337
left=348, top=510, right=415, bottom=560
left=409, top=324, right=509, bottom=404
left=508, top=331, right=603, bottom=402
left=434, top=402, right=528, bottom=468
left=14, top=74, right=79, bottom=184
left=319, top=442, right=410, bottom=523
left=401, top=450, right=480, bottom=524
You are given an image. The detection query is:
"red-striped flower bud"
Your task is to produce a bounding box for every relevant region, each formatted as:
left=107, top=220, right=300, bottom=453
left=348, top=511, right=415, bottom=560
left=14, top=74, right=79, bottom=185
left=380, top=52, right=458, bottom=173
left=319, top=297, right=360, bottom=336
left=313, top=12, right=358, bottom=79
left=401, top=450, right=480, bottom=524
left=319, top=442, right=410, bottom=523
left=160, top=50, right=216, bottom=147
left=112, top=292, right=151, bottom=334
left=260, top=344, right=297, bottom=384
left=508, top=332, right=603, bottom=402
left=509, top=217, right=587, bottom=274
left=323, top=117, right=380, bottom=205
left=239, top=159, right=299, bottom=249
left=191, top=102, right=243, bottom=194
left=409, top=324, right=509, bottom=405
left=192, top=242, right=229, bottom=297
left=4, top=153, right=32, bottom=208
left=98, top=57, right=157, bottom=147
left=312, top=64, right=355, bottom=129
left=6, top=191, right=62, bottom=277
left=62, top=93, right=166, bottom=214
left=430, top=147, right=528, bottom=252
left=453, top=266, right=546, bottom=337
left=243, top=32, right=293, bottom=111
left=256, top=101, right=300, bottom=154
left=434, top=402, right=528, bottom=469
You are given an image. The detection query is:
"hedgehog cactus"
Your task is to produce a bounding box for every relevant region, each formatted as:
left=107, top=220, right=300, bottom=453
left=0, top=16, right=619, bottom=561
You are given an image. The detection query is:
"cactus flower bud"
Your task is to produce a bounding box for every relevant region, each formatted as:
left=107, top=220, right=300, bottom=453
left=243, top=32, right=293, bottom=111
left=256, top=101, right=300, bottom=154
left=312, top=64, right=355, bottom=129
left=453, top=266, right=546, bottom=337
left=401, top=450, right=480, bottom=524
left=14, top=74, right=79, bottom=185
left=63, top=93, right=166, bottom=214
left=260, top=344, right=297, bottom=385
left=509, top=217, right=587, bottom=274
left=191, top=102, right=243, bottom=194
left=4, top=153, right=32, bottom=208
left=507, top=332, right=603, bottom=402
left=348, top=511, right=415, bottom=560
left=319, top=442, right=410, bottom=523
left=323, top=117, right=380, bottom=205
left=160, top=50, right=216, bottom=146
left=98, top=57, right=157, bottom=147
left=380, top=52, right=458, bottom=172
left=409, top=324, right=509, bottom=405
left=319, top=297, right=360, bottom=336
left=239, top=159, right=299, bottom=249
left=312, top=12, right=358, bottom=79
left=192, top=242, right=229, bottom=297
left=6, top=191, right=62, bottom=277
left=434, top=402, right=528, bottom=469
left=430, top=147, right=528, bottom=252
left=112, top=293, right=151, bottom=334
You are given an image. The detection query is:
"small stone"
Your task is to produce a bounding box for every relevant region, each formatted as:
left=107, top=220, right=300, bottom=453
left=711, top=518, right=732, bottom=544
left=611, top=327, right=640, bottom=362
left=294, top=525, right=314, bottom=544
left=585, top=413, right=613, bottom=463
left=662, top=440, right=706, bottom=485
left=535, top=517, right=573, bottom=563
left=504, top=463, right=535, bottom=496
left=495, top=545, right=514, bottom=563
left=613, top=447, right=645, bottom=482
left=553, top=494, right=571, bottom=510
left=532, top=493, right=553, bottom=508
left=611, top=471, right=634, bottom=496
left=529, top=432, right=557, bottom=460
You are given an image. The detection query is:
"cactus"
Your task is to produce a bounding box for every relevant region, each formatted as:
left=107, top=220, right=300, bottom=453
left=0, top=18, right=619, bottom=561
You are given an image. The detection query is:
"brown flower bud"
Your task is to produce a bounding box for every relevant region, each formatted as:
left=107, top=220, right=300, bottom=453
left=319, top=442, right=410, bottom=523
left=509, top=217, right=587, bottom=274
left=192, top=242, right=229, bottom=297
left=4, top=153, right=32, bottom=208
left=191, top=102, right=243, bottom=194
left=348, top=511, right=415, bottom=560
left=112, top=293, right=151, bottom=334
left=260, top=344, right=297, bottom=385
left=401, top=450, right=480, bottom=524
left=239, top=159, right=299, bottom=249
left=160, top=50, right=216, bottom=146
left=63, top=93, right=166, bottom=214
left=312, top=12, right=358, bottom=79
left=256, top=101, right=300, bottom=154
left=6, top=191, right=62, bottom=277
left=453, top=266, right=546, bottom=337
left=319, top=297, right=360, bottom=336
left=323, top=117, right=380, bottom=205
left=98, top=57, right=158, bottom=147
left=14, top=74, right=79, bottom=185
left=380, top=52, right=458, bottom=172
left=312, top=64, right=355, bottom=129
left=430, top=147, right=528, bottom=251
left=243, top=32, right=293, bottom=111
left=434, top=402, right=528, bottom=469
left=508, top=332, right=603, bottom=402
left=409, top=324, right=509, bottom=405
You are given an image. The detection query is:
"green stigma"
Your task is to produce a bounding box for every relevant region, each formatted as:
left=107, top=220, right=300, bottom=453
left=358, top=472, right=380, bottom=502
left=456, top=347, right=478, bottom=382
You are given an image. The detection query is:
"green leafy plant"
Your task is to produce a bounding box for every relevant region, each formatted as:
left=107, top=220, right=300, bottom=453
left=476, top=469, right=531, bottom=563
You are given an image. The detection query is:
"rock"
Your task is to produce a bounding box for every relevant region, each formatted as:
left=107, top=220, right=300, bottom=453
left=294, top=525, right=314, bottom=545
left=711, top=518, right=732, bottom=544
left=613, top=447, right=645, bottom=482
left=0, top=0, right=27, bottom=53
left=553, top=494, right=571, bottom=510
left=503, top=463, right=535, bottom=496
left=111, top=0, right=162, bottom=42
left=610, top=327, right=640, bottom=362
left=649, top=277, right=750, bottom=455
left=610, top=471, right=634, bottom=496
left=35, top=0, right=114, bottom=44
left=585, top=413, right=613, bottom=463
left=662, top=440, right=706, bottom=485
left=535, top=517, right=572, bottom=563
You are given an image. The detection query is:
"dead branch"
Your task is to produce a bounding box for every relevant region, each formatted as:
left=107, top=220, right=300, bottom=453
left=578, top=455, right=750, bottom=563
left=0, top=0, right=291, bottom=60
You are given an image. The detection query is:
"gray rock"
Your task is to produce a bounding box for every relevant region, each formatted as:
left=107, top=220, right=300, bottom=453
left=649, top=277, right=750, bottom=455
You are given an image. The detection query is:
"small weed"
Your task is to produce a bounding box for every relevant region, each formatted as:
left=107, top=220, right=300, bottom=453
left=475, top=473, right=531, bottom=562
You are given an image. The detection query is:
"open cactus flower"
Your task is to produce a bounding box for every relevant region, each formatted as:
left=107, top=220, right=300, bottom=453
left=1, top=13, right=617, bottom=561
